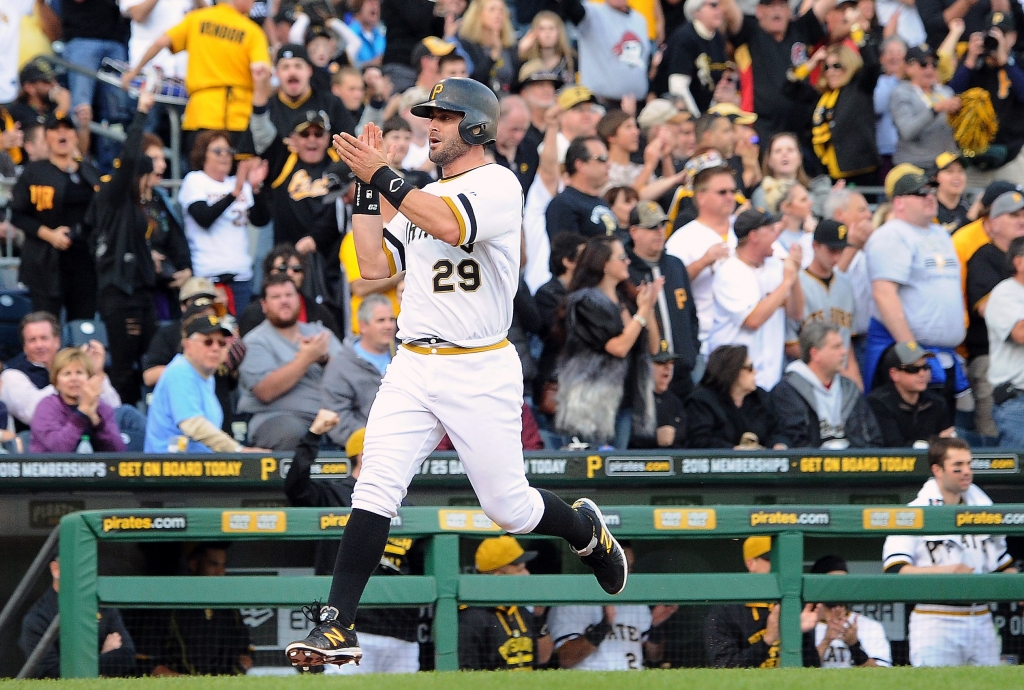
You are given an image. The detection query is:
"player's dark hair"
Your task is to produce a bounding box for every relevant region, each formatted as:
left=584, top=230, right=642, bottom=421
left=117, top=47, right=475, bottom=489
left=564, top=135, right=602, bottom=176
left=694, top=113, right=726, bottom=145
left=927, top=436, right=971, bottom=469
left=22, top=120, right=45, bottom=147
left=810, top=554, right=848, bottom=574
left=1008, top=236, right=1024, bottom=274
left=548, top=231, right=586, bottom=277
left=188, top=542, right=230, bottom=563
left=382, top=116, right=411, bottom=137
left=19, top=311, right=59, bottom=344
left=189, top=130, right=233, bottom=171
left=701, top=344, right=750, bottom=398
left=260, top=271, right=298, bottom=300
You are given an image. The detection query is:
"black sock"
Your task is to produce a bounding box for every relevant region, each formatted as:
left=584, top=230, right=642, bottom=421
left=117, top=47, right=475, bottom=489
left=326, top=509, right=392, bottom=627
left=530, top=489, right=594, bottom=551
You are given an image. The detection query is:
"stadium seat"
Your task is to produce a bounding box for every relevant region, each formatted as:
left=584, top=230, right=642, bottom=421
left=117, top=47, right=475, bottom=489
left=63, top=319, right=110, bottom=349
left=0, top=289, right=32, bottom=362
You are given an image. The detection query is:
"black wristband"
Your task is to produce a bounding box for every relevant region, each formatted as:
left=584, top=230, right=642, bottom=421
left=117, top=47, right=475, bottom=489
left=352, top=181, right=380, bottom=216
left=583, top=620, right=612, bottom=647
left=848, top=641, right=869, bottom=666
left=370, top=166, right=414, bottom=210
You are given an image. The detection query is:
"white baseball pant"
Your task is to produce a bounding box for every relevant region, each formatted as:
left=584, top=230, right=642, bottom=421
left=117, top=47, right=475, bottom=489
left=351, top=342, right=545, bottom=534
left=909, top=608, right=1000, bottom=666
left=325, top=632, right=420, bottom=674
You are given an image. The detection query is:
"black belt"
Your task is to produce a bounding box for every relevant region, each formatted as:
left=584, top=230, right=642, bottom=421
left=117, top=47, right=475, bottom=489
left=993, top=382, right=1024, bottom=406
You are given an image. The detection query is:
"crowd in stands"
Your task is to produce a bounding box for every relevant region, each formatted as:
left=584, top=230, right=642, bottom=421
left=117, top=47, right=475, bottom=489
left=2, top=0, right=1024, bottom=456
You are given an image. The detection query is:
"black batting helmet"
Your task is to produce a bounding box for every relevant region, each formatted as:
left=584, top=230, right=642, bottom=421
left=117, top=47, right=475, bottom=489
left=410, top=78, right=499, bottom=146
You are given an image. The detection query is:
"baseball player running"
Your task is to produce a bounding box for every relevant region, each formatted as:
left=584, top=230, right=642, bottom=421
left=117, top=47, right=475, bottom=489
left=882, top=437, right=1018, bottom=666
left=285, top=78, right=627, bottom=669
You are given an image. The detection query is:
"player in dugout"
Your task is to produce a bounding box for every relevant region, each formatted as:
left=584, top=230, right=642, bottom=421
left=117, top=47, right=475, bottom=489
left=283, top=412, right=425, bottom=674
left=882, top=436, right=1018, bottom=667
left=458, top=536, right=553, bottom=670
left=704, top=536, right=820, bottom=667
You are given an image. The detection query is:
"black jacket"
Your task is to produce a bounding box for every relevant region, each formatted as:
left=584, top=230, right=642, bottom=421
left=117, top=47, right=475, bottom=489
left=771, top=370, right=882, bottom=448
left=704, top=603, right=819, bottom=668
left=685, top=386, right=784, bottom=449
left=87, top=110, right=157, bottom=296
left=866, top=385, right=952, bottom=447
left=510, top=276, right=542, bottom=387
left=283, top=431, right=424, bottom=642
left=790, top=42, right=881, bottom=178
left=19, top=587, right=136, bottom=678
left=628, top=247, right=700, bottom=396
left=459, top=605, right=539, bottom=670
left=10, top=158, right=101, bottom=298
left=268, top=89, right=355, bottom=140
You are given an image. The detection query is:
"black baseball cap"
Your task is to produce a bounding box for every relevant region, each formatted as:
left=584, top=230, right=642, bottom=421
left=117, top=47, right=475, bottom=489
left=885, top=163, right=933, bottom=199
left=905, top=44, right=937, bottom=64
left=652, top=340, right=681, bottom=364
left=813, top=219, right=851, bottom=249
left=988, top=10, right=1015, bottom=32
left=19, top=58, right=57, bottom=85
left=183, top=313, right=231, bottom=338
left=276, top=43, right=310, bottom=66
left=44, top=110, right=75, bottom=130
left=981, top=180, right=1023, bottom=209
left=294, top=110, right=328, bottom=134
left=733, top=209, right=779, bottom=241
left=305, top=23, right=334, bottom=46
left=810, top=555, right=849, bottom=574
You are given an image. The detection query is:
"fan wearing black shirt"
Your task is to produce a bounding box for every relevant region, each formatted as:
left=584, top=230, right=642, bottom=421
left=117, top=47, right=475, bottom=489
left=656, top=0, right=729, bottom=116
left=965, top=191, right=1024, bottom=439
left=933, top=152, right=970, bottom=233
left=545, top=136, right=618, bottom=238
left=722, top=0, right=829, bottom=144
left=646, top=345, right=688, bottom=448
left=268, top=44, right=355, bottom=146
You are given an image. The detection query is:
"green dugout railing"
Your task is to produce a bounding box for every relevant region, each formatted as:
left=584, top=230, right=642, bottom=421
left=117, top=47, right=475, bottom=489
left=58, top=504, right=1024, bottom=677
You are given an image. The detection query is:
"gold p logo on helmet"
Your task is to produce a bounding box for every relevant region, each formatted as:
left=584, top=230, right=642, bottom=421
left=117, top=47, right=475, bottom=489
left=431, top=83, right=445, bottom=100
left=838, top=224, right=847, bottom=240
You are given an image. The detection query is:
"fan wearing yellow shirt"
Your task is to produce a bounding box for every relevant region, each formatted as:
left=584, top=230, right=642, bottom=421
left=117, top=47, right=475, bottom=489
left=340, top=231, right=402, bottom=335
left=123, top=0, right=271, bottom=149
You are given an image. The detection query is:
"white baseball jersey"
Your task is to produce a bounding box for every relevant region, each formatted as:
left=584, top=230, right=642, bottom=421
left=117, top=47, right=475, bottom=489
left=882, top=479, right=1013, bottom=575
left=382, top=163, right=523, bottom=347
left=708, top=255, right=787, bottom=390
left=814, top=613, right=892, bottom=668
left=547, top=605, right=652, bottom=671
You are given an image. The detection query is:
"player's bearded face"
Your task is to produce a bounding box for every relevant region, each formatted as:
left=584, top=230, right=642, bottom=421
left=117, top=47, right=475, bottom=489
left=428, top=112, right=472, bottom=169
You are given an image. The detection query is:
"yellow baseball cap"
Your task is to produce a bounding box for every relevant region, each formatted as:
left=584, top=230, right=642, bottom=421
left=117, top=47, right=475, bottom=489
left=743, top=536, right=772, bottom=561
left=557, top=84, right=596, bottom=111
left=708, top=102, right=758, bottom=126
left=345, top=428, right=365, bottom=459
left=885, top=163, right=931, bottom=199
left=475, top=536, right=537, bottom=572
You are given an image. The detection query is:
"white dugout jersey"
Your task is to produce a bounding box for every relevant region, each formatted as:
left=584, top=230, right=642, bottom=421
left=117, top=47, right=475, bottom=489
left=882, top=479, right=1013, bottom=574
left=814, top=613, right=892, bottom=668
left=548, top=605, right=652, bottom=671
left=382, top=164, right=523, bottom=347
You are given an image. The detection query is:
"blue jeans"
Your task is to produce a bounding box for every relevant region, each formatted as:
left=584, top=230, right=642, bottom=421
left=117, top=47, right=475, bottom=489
left=229, top=279, right=252, bottom=316
left=993, top=396, right=1024, bottom=448
left=63, top=38, right=129, bottom=170
left=613, top=408, right=632, bottom=450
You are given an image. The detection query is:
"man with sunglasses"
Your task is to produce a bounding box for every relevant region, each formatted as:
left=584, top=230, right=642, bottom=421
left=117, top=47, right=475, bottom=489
left=866, top=341, right=954, bottom=446
left=252, top=108, right=354, bottom=256
left=863, top=165, right=967, bottom=402
left=544, top=136, right=618, bottom=239
left=144, top=310, right=262, bottom=453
